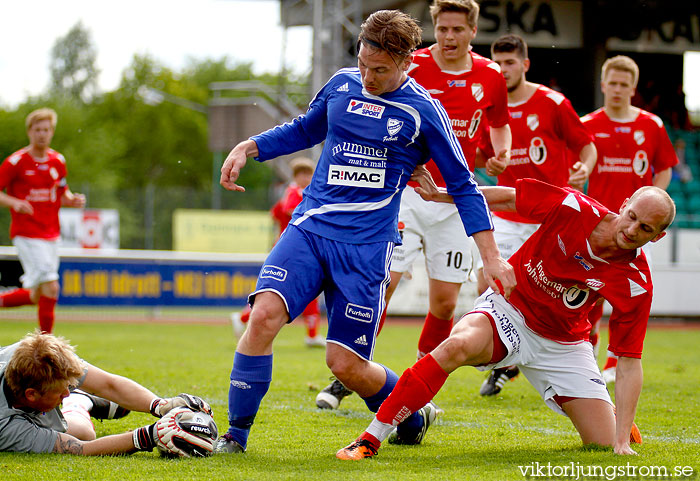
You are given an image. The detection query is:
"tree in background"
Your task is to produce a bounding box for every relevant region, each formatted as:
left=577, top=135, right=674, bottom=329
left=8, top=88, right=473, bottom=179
left=0, top=30, right=310, bottom=249
left=49, top=22, right=99, bottom=102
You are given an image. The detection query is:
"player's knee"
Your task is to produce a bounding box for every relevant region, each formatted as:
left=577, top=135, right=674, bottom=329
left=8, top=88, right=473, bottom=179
left=327, top=352, right=365, bottom=382
left=40, top=281, right=59, bottom=299
left=431, top=299, right=457, bottom=319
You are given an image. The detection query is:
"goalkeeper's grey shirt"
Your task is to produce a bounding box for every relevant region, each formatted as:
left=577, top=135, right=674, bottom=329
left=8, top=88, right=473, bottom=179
left=0, top=342, right=87, bottom=453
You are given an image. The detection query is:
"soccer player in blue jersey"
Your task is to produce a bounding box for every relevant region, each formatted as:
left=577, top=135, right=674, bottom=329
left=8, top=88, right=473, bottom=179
left=215, top=9, right=516, bottom=454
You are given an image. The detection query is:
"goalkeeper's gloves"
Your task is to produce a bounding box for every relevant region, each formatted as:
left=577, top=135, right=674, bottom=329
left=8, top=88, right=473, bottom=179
left=133, top=408, right=215, bottom=457
left=150, top=393, right=212, bottom=418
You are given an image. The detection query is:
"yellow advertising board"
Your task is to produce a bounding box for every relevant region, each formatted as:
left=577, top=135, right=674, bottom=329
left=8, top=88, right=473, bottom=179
left=173, top=209, right=274, bottom=253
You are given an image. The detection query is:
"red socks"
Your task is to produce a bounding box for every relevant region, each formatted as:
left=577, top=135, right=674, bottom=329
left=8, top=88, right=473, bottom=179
left=38, top=296, right=57, bottom=333
left=0, top=288, right=32, bottom=307
left=375, top=354, right=449, bottom=425
left=417, top=312, right=453, bottom=359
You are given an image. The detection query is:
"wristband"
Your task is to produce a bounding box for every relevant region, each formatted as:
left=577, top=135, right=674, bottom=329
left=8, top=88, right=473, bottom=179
left=150, top=398, right=162, bottom=417
left=133, top=424, right=156, bottom=451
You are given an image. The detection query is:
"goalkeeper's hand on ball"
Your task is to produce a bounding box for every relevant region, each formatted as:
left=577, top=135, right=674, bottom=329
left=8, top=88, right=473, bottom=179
left=150, top=393, right=212, bottom=418
left=133, top=407, right=218, bottom=457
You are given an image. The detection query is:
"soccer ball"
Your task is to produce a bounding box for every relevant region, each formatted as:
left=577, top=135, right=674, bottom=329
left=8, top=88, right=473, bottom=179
left=158, top=408, right=218, bottom=458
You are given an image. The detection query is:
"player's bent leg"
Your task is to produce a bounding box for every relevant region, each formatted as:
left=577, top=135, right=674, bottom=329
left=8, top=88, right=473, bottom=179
left=325, top=343, right=387, bottom=397
left=337, top=315, right=494, bottom=459
left=218, top=292, right=289, bottom=454
left=431, top=313, right=495, bottom=371
left=62, top=392, right=97, bottom=441
left=561, top=397, right=616, bottom=447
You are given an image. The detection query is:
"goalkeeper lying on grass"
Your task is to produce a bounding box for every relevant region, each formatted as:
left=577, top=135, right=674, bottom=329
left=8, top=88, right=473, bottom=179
left=0, top=331, right=215, bottom=457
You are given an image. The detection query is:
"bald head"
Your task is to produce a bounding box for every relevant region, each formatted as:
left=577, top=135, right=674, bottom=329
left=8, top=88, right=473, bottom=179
left=627, top=186, right=676, bottom=232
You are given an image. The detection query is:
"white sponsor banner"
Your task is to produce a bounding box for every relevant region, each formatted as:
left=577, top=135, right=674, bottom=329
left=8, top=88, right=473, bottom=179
left=59, top=208, right=120, bottom=249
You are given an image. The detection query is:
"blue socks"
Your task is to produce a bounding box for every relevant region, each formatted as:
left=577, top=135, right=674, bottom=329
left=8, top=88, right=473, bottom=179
left=361, top=364, right=424, bottom=436
left=226, top=352, right=273, bottom=449
left=361, top=364, right=398, bottom=412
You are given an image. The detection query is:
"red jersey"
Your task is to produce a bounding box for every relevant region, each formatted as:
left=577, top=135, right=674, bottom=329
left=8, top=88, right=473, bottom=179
left=481, top=85, right=593, bottom=224
left=0, top=148, right=68, bottom=239
left=507, top=178, right=652, bottom=358
left=270, top=182, right=304, bottom=232
left=582, top=108, right=677, bottom=212
left=408, top=47, right=509, bottom=181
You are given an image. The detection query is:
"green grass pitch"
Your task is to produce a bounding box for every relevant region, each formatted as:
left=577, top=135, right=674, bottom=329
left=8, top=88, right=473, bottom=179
left=0, top=318, right=697, bottom=480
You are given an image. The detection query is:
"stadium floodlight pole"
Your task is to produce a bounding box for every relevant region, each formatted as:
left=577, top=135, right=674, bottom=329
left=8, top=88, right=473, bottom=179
left=136, top=85, right=221, bottom=209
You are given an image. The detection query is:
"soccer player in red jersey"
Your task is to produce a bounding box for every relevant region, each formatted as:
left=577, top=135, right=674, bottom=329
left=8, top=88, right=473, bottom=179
left=476, top=34, right=597, bottom=396
left=581, top=56, right=678, bottom=383
left=231, top=157, right=325, bottom=348
left=0, top=108, right=85, bottom=333
left=337, top=178, right=674, bottom=459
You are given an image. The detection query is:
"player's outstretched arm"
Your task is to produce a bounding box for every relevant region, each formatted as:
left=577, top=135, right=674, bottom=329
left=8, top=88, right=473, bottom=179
left=79, top=365, right=158, bottom=414
left=472, top=230, right=516, bottom=298
left=479, top=186, right=516, bottom=212
left=220, top=139, right=258, bottom=192
left=54, top=431, right=136, bottom=455
left=613, top=356, right=643, bottom=455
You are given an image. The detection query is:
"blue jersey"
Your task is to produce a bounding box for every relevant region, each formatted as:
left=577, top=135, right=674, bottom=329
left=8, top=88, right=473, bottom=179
left=252, top=68, right=493, bottom=244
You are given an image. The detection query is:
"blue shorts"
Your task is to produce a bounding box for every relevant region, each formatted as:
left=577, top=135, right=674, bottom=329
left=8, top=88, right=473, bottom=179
left=251, top=225, right=393, bottom=360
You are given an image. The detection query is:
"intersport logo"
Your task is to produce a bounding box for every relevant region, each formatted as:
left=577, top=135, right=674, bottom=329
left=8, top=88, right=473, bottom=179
left=347, top=99, right=385, bottom=118
left=328, top=165, right=385, bottom=188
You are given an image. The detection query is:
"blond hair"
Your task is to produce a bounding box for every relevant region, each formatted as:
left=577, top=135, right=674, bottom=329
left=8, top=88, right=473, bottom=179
left=5, top=331, right=84, bottom=399
left=25, top=108, right=57, bottom=131
left=430, top=0, right=480, bottom=28
left=602, top=55, right=639, bottom=88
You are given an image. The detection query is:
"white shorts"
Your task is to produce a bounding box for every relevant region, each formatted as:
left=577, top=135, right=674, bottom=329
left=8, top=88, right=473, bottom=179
left=476, top=216, right=540, bottom=269
left=13, top=236, right=60, bottom=289
left=391, top=188, right=478, bottom=283
left=469, top=290, right=611, bottom=416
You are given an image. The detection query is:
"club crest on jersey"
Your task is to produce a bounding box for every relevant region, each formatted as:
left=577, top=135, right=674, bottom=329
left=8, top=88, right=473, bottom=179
left=346, top=303, right=374, bottom=323
left=471, top=83, right=484, bottom=102
left=49, top=167, right=59, bottom=180
left=447, top=79, right=466, bottom=87
left=526, top=114, right=539, bottom=131
left=586, top=279, right=605, bottom=291
left=347, top=99, right=384, bottom=118
left=562, top=286, right=589, bottom=309
left=633, top=151, right=649, bottom=176
left=386, top=118, right=403, bottom=136
left=328, top=165, right=385, bottom=188
left=634, top=130, right=645, bottom=145
left=573, top=252, right=594, bottom=271
left=260, top=265, right=287, bottom=282
left=528, top=137, right=547, bottom=165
